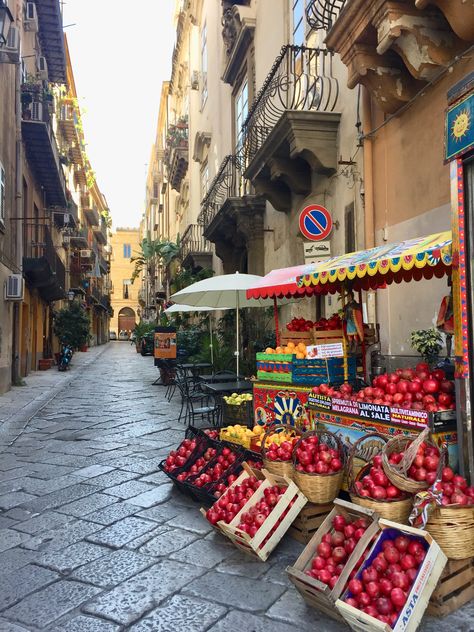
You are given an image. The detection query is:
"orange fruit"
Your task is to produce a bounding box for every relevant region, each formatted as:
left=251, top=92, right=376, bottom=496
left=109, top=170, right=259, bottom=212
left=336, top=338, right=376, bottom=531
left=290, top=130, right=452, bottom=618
left=275, top=346, right=283, bottom=354
left=297, top=342, right=306, bottom=352
left=296, top=352, right=305, bottom=359
left=265, top=347, right=274, bottom=354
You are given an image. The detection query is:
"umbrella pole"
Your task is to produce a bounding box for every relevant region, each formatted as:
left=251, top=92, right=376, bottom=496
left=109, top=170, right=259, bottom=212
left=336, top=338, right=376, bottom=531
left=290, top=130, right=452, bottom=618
left=236, top=290, right=240, bottom=378
left=209, top=314, right=214, bottom=369
left=274, top=297, right=280, bottom=347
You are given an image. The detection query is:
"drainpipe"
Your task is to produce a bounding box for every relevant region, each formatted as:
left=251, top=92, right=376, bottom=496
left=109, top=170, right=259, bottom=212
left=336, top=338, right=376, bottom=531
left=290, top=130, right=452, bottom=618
left=12, top=55, right=23, bottom=384
left=361, top=86, right=376, bottom=325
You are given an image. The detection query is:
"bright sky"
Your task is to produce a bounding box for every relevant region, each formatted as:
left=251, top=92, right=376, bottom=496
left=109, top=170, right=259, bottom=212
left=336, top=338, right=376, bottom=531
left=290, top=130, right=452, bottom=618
left=63, top=0, right=176, bottom=229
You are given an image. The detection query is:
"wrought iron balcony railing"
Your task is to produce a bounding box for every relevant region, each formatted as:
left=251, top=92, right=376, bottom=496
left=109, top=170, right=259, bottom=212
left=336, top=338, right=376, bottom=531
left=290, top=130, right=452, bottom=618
left=197, top=151, right=251, bottom=230
left=180, top=224, right=212, bottom=260
left=306, top=0, right=347, bottom=32
left=241, top=45, right=339, bottom=165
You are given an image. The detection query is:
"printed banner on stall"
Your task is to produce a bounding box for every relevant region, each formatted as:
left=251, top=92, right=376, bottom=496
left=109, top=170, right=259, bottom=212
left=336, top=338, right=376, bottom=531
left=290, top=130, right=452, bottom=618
left=306, top=343, right=344, bottom=359
left=445, top=92, right=474, bottom=162
left=154, top=327, right=177, bottom=359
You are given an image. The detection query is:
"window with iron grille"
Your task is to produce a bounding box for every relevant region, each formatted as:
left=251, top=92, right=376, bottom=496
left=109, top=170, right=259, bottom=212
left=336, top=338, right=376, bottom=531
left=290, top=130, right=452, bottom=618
left=0, top=163, right=5, bottom=225
left=201, top=22, right=208, bottom=108
left=345, top=202, right=355, bottom=254
left=235, top=78, right=249, bottom=149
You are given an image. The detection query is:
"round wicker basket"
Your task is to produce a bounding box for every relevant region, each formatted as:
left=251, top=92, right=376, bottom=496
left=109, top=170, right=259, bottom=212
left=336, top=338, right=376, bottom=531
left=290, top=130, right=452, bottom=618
left=382, top=431, right=443, bottom=494
left=261, top=423, right=302, bottom=480
left=292, top=429, right=344, bottom=504
left=425, top=505, right=474, bottom=559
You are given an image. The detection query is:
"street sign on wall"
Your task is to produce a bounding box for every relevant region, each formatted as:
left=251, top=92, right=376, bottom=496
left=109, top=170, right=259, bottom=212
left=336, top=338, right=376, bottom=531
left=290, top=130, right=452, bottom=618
left=303, top=240, right=331, bottom=261
left=299, top=205, right=333, bottom=241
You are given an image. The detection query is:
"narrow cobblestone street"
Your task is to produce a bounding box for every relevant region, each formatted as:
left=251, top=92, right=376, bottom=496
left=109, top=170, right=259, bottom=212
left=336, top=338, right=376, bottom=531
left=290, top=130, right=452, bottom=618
left=0, top=344, right=471, bottom=632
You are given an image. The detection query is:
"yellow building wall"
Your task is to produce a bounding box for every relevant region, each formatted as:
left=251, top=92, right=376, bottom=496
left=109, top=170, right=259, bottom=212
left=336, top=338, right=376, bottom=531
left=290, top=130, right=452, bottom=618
left=109, top=229, right=141, bottom=334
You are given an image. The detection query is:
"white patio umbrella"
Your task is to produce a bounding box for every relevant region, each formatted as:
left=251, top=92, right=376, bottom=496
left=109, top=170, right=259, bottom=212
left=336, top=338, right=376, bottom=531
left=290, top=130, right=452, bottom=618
left=163, top=303, right=228, bottom=366
left=170, top=272, right=283, bottom=376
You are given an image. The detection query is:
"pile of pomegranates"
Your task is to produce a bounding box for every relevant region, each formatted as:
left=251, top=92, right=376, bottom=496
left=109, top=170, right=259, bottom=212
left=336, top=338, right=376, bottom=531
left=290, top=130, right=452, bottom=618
left=264, top=437, right=298, bottom=462
left=294, top=435, right=343, bottom=475
left=163, top=437, right=200, bottom=473
left=344, top=533, right=428, bottom=625
left=436, top=466, right=474, bottom=506
left=175, top=447, right=217, bottom=482
left=188, top=446, right=238, bottom=488
left=203, top=429, right=220, bottom=440
left=386, top=440, right=441, bottom=487
left=205, top=474, right=262, bottom=525
left=354, top=455, right=405, bottom=501
left=236, top=484, right=287, bottom=538
left=304, top=514, right=370, bottom=590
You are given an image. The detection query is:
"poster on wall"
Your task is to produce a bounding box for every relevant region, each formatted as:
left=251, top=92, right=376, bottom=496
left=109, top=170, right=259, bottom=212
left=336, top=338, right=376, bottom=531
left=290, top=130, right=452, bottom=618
left=154, top=327, right=177, bottom=360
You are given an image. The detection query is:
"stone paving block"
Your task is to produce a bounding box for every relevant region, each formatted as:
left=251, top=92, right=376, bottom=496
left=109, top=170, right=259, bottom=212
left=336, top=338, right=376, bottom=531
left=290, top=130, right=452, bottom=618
left=0, top=529, right=31, bottom=553
left=0, top=547, right=37, bottom=574
left=0, top=620, right=31, bottom=631
left=139, top=527, right=200, bottom=557
left=70, top=549, right=155, bottom=588
left=50, top=615, right=121, bottom=632
left=86, top=516, right=157, bottom=548
left=261, top=554, right=298, bottom=586
left=57, top=492, right=117, bottom=518
left=139, top=472, right=168, bottom=485
left=2, top=580, right=101, bottom=629
left=0, top=564, right=60, bottom=610
left=166, top=507, right=213, bottom=535
left=266, top=588, right=347, bottom=632
left=208, top=611, right=298, bottom=632
left=0, top=515, right=18, bottom=529
left=216, top=550, right=270, bottom=579
left=136, top=503, right=180, bottom=524
left=82, top=560, right=205, bottom=626
left=170, top=537, right=235, bottom=569
left=3, top=507, right=34, bottom=522
left=11, top=510, right=73, bottom=535
left=183, top=569, right=286, bottom=611
left=0, top=491, right=37, bottom=510
left=23, top=519, right=102, bottom=552
left=73, top=464, right=115, bottom=478
left=37, top=541, right=109, bottom=573
left=124, top=525, right=170, bottom=550
left=18, top=482, right=99, bottom=514
left=84, top=470, right=138, bottom=489
left=104, top=480, right=155, bottom=499
left=120, top=460, right=162, bottom=475
left=128, top=594, right=227, bottom=632
left=84, top=501, right=139, bottom=526
left=124, top=483, right=173, bottom=508
left=20, top=474, right=83, bottom=495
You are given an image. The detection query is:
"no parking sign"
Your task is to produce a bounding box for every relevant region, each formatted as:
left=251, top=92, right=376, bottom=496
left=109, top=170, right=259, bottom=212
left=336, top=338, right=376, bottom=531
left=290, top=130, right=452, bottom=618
left=299, top=204, right=333, bottom=241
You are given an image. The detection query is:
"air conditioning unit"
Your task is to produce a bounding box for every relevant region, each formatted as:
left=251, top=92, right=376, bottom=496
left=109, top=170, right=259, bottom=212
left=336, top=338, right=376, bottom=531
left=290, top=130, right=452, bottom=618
left=36, top=55, right=48, bottom=80
left=80, top=249, right=91, bottom=258
left=0, top=26, right=20, bottom=63
left=5, top=275, right=24, bottom=300
left=25, top=2, right=39, bottom=32
left=191, top=70, right=200, bottom=90
left=31, top=101, right=43, bottom=121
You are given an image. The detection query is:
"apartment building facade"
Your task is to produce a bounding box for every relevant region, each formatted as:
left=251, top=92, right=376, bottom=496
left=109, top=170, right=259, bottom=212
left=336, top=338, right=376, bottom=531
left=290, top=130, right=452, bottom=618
left=109, top=228, right=141, bottom=335
left=0, top=0, right=111, bottom=392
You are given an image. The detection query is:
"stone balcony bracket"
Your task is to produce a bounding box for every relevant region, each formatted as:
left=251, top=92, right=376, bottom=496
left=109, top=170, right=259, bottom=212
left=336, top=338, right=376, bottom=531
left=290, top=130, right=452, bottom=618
left=415, top=0, right=474, bottom=42
left=244, top=110, right=341, bottom=212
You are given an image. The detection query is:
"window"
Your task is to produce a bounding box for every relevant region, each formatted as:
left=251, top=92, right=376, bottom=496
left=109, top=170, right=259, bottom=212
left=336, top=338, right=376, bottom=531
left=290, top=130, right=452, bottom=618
left=235, top=79, right=249, bottom=148
left=123, top=243, right=131, bottom=259
left=292, top=0, right=306, bottom=46
left=200, top=162, right=209, bottom=200
left=123, top=279, right=131, bottom=299
left=201, top=23, right=208, bottom=108
left=345, top=202, right=355, bottom=254
left=0, top=163, right=5, bottom=225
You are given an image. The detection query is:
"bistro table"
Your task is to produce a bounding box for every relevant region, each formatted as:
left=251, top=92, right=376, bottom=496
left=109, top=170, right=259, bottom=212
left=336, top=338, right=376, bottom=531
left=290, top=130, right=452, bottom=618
left=197, top=372, right=238, bottom=383
left=179, top=362, right=213, bottom=377
left=202, top=380, right=253, bottom=423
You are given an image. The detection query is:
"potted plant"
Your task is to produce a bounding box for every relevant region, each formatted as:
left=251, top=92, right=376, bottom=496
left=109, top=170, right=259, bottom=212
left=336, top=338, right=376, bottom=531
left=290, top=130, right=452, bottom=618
left=410, top=328, right=443, bottom=367
left=53, top=302, right=91, bottom=352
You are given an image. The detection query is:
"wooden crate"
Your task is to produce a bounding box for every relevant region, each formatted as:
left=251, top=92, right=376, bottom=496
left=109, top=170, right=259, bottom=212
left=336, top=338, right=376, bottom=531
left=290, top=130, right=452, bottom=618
left=427, top=557, right=474, bottom=617
left=313, top=329, right=344, bottom=345
left=336, top=520, right=448, bottom=632
left=200, top=464, right=265, bottom=535
left=219, top=469, right=308, bottom=561
left=287, top=499, right=379, bottom=622
left=280, top=330, right=314, bottom=346
left=288, top=502, right=333, bottom=544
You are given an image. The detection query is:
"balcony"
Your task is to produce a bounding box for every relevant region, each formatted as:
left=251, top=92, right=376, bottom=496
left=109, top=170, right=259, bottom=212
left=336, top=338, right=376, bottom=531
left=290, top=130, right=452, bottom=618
left=69, top=226, right=89, bottom=249
left=93, top=218, right=107, bottom=245
left=21, top=100, right=67, bottom=208
left=35, top=0, right=67, bottom=83
left=165, top=119, right=189, bottom=192
left=81, top=194, right=100, bottom=226
left=241, top=45, right=340, bottom=212
left=99, top=295, right=113, bottom=315
left=323, top=0, right=473, bottom=113
left=98, top=253, right=109, bottom=275
left=180, top=224, right=213, bottom=271
left=87, top=285, right=101, bottom=305
left=198, top=151, right=266, bottom=274
left=54, top=198, right=79, bottom=229
left=23, top=225, right=66, bottom=302
left=306, top=0, right=346, bottom=31
left=58, top=99, right=79, bottom=144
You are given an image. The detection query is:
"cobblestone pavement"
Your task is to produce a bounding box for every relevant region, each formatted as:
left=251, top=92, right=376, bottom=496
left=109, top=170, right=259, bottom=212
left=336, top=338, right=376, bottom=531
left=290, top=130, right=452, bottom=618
left=0, top=344, right=472, bottom=632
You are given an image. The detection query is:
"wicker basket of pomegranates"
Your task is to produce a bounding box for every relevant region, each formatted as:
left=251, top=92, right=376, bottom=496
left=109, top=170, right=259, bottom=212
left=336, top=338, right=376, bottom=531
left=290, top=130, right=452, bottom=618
left=381, top=428, right=443, bottom=493
left=424, top=466, right=474, bottom=559
left=261, top=423, right=302, bottom=479
left=292, top=430, right=345, bottom=504
left=348, top=436, right=413, bottom=524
